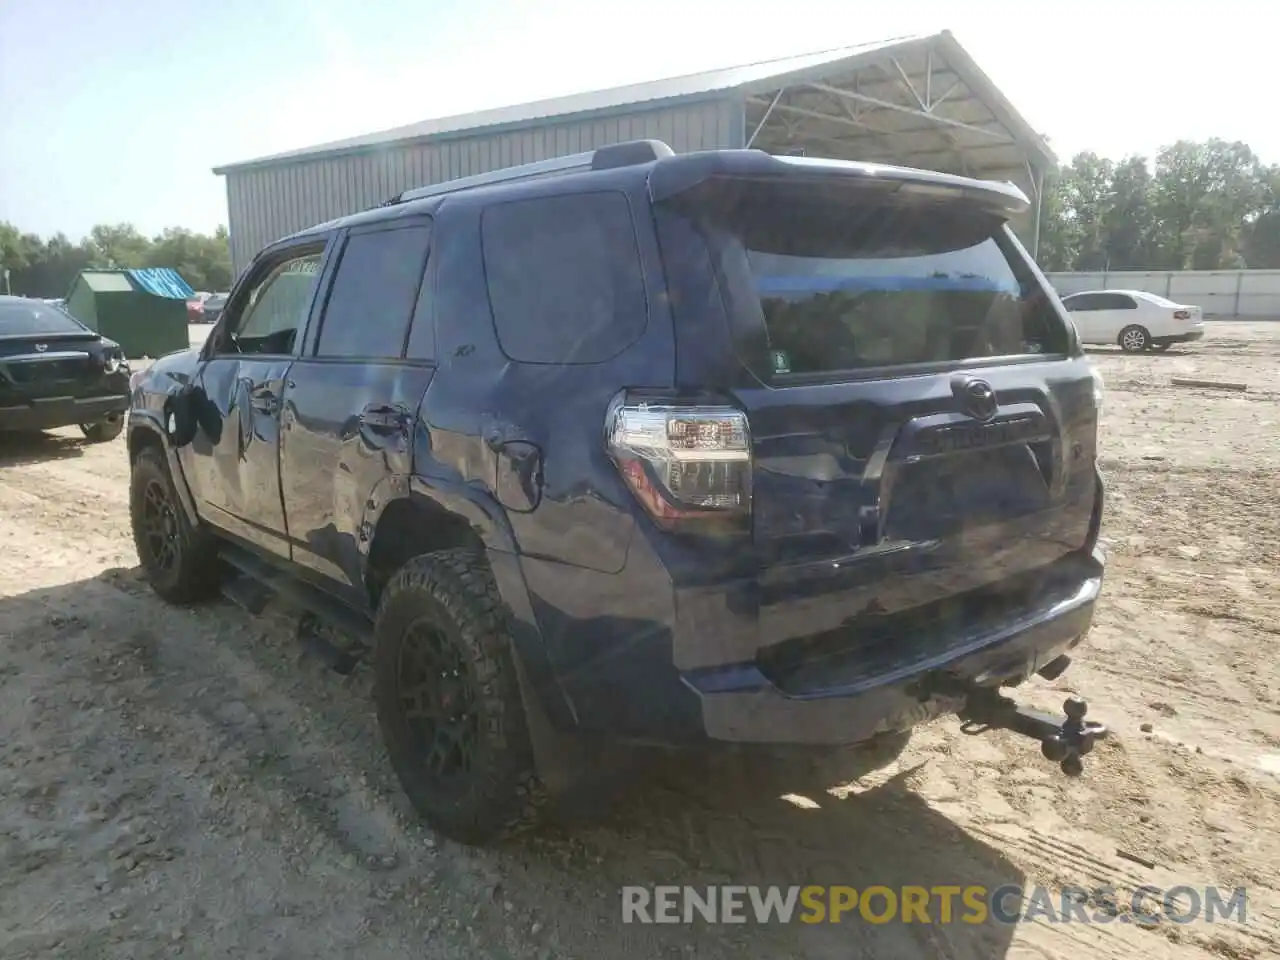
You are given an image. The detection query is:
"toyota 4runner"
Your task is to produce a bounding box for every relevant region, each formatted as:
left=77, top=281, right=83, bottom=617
left=127, top=140, right=1108, bottom=846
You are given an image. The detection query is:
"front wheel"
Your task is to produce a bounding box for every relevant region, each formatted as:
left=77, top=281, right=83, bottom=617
left=129, top=447, right=220, bottom=604
left=1118, top=325, right=1151, bottom=353
left=80, top=413, right=125, bottom=443
left=373, top=548, right=547, bottom=846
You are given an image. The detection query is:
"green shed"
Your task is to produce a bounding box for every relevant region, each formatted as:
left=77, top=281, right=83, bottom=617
left=65, top=267, right=193, bottom=358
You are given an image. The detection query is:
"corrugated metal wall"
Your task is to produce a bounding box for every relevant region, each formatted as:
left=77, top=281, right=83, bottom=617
left=1044, top=270, right=1280, bottom=319
left=223, top=98, right=741, bottom=275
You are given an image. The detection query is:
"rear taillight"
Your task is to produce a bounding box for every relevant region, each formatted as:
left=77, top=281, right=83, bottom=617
left=606, top=395, right=751, bottom=531
left=1173, top=309, right=1192, bottom=320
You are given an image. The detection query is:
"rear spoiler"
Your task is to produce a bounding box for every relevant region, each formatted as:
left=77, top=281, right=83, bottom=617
left=648, top=149, right=1030, bottom=217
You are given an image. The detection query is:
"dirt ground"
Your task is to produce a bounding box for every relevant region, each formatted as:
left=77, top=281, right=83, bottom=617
left=1, top=323, right=1278, bottom=960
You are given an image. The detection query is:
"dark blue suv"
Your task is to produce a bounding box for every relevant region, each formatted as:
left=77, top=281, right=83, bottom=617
left=127, top=140, right=1107, bottom=845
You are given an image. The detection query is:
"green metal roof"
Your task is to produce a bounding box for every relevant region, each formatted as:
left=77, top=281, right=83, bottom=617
left=79, top=272, right=134, bottom=293
left=74, top=268, right=195, bottom=299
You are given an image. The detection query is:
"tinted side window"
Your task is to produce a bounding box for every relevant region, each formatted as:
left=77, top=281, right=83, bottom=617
left=230, top=251, right=324, bottom=355
left=481, top=191, right=648, bottom=364
left=1062, top=294, right=1095, bottom=312
left=1104, top=293, right=1137, bottom=309
left=316, top=223, right=432, bottom=359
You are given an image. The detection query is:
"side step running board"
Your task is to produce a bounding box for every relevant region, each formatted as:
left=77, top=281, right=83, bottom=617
left=219, top=545, right=373, bottom=675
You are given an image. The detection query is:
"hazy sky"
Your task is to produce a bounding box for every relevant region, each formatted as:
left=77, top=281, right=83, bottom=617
left=1, top=0, right=1273, bottom=239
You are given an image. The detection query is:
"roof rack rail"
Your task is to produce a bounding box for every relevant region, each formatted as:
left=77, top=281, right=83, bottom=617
left=391, top=139, right=674, bottom=205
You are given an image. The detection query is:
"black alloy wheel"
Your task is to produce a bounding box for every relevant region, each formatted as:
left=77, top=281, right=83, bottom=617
left=397, top=617, right=481, bottom=783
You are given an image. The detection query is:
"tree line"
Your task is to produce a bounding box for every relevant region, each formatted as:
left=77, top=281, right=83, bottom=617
left=1036, top=138, right=1280, bottom=272
left=3, top=136, right=1279, bottom=294
left=0, top=223, right=233, bottom=299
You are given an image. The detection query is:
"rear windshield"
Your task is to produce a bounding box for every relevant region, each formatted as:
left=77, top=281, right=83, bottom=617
left=0, top=299, right=87, bottom=336
left=683, top=181, right=1067, bottom=375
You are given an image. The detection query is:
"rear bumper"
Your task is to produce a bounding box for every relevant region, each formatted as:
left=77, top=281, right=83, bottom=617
left=0, top=394, right=129, bottom=431
left=517, top=538, right=1105, bottom=747
left=685, top=549, right=1103, bottom=744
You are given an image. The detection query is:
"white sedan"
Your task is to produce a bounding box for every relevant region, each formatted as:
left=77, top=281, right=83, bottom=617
left=1058, top=289, right=1206, bottom=352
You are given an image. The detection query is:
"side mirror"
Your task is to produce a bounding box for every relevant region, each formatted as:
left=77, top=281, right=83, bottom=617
left=165, top=388, right=198, bottom=448
left=164, top=383, right=218, bottom=448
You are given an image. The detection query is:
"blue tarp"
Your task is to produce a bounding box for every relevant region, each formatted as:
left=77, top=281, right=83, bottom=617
left=755, top=275, right=1013, bottom=295
left=127, top=268, right=194, bottom=300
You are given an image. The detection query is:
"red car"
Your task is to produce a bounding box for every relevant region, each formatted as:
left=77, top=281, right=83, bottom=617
left=185, top=292, right=211, bottom=322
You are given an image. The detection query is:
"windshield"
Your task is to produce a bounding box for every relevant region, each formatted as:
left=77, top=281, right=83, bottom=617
left=679, top=182, right=1069, bottom=375
left=0, top=298, right=89, bottom=336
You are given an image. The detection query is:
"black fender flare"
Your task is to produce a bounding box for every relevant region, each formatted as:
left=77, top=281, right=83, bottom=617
left=127, top=412, right=200, bottom=528
left=400, top=474, right=520, bottom=554
left=372, top=476, right=579, bottom=736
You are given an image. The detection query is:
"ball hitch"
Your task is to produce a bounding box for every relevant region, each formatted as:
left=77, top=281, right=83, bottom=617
left=959, top=688, right=1108, bottom=776
left=1035, top=696, right=1106, bottom=776
left=908, top=671, right=1111, bottom=776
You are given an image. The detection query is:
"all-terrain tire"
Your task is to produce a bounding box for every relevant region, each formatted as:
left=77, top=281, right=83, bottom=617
left=129, top=447, right=220, bottom=604
left=80, top=413, right=125, bottom=443
left=372, top=548, right=546, bottom=846
left=1118, top=324, right=1151, bottom=353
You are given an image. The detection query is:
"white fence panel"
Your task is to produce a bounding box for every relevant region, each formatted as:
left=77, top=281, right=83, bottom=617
left=1047, top=272, right=1105, bottom=296
left=1043, top=269, right=1280, bottom=318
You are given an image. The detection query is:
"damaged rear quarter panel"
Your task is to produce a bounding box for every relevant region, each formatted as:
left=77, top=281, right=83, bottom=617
left=414, top=197, right=678, bottom=575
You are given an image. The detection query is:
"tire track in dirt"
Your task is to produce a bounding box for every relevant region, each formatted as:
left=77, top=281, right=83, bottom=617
left=10, top=456, right=133, bottom=505
left=0, top=513, right=516, bottom=959
left=974, top=825, right=1280, bottom=958
left=0, top=480, right=434, bottom=868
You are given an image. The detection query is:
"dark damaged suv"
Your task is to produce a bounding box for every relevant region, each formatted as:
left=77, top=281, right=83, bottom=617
left=127, top=140, right=1108, bottom=845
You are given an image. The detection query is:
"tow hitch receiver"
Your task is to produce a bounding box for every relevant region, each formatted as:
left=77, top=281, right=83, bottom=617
left=913, top=672, right=1110, bottom=776
left=959, top=687, right=1109, bottom=776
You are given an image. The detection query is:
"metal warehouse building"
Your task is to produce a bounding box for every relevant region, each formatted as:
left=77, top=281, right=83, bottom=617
left=213, top=30, right=1055, bottom=275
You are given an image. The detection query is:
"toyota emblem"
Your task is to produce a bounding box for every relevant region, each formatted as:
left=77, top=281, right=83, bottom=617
left=956, top=378, right=998, bottom=421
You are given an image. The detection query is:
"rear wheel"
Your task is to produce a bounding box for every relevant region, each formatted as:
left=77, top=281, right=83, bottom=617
left=372, top=548, right=546, bottom=846
left=129, top=447, right=220, bottom=604
left=1118, top=325, right=1151, bottom=353
left=80, top=412, right=125, bottom=443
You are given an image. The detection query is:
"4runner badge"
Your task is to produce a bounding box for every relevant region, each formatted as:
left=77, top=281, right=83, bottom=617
left=956, top=377, right=998, bottom=422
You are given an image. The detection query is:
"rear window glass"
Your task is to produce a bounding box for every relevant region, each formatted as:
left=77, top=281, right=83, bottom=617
left=0, top=299, right=86, bottom=336
left=481, top=191, right=648, bottom=364
left=684, top=183, right=1067, bottom=375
